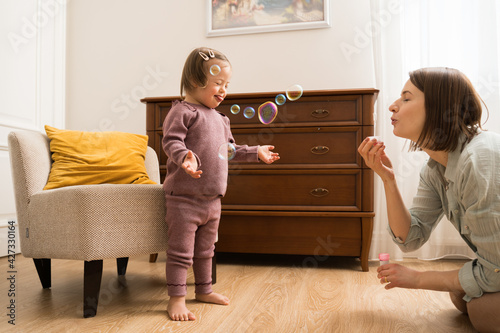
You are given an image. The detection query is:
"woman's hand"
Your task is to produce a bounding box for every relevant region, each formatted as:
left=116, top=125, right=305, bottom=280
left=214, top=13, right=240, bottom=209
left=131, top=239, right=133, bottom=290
left=258, top=145, right=280, bottom=164
left=358, top=137, right=395, bottom=183
left=377, top=263, right=421, bottom=290
left=182, top=150, right=202, bottom=178
left=378, top=263, right=464, bottom=294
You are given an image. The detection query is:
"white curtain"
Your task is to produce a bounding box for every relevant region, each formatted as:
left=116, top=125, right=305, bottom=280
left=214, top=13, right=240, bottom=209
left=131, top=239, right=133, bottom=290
left=369, top=0, right=500, bottom=261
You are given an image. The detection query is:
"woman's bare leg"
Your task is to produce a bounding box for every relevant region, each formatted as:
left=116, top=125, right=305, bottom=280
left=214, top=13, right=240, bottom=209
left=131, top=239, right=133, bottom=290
left=466, top=292, right=500, bottom=333
left=449, top=291, right=468, bottom=314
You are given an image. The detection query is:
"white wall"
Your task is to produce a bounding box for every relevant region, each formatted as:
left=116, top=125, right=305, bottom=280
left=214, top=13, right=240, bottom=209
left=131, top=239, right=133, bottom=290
left=66, top=0, right=378, bottom=133
left=0, top=0, right=66, bottom=255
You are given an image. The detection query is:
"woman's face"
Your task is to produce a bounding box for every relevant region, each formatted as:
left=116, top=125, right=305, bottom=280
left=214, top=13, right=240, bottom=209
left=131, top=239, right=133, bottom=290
left=389, top=80, right=426, bottom=142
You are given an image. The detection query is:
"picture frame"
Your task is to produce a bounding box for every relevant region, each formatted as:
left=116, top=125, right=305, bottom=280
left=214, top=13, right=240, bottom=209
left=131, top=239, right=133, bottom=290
left=207, top=0, right=330, bottom=37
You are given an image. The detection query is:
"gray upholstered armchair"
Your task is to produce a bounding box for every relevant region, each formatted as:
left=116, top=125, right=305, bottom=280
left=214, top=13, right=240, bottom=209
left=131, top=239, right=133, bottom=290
left=8, top=130, right=168, bottom=318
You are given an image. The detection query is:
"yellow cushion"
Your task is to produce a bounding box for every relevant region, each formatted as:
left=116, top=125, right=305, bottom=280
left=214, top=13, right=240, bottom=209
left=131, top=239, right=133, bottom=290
left=43, top=125, right=156, bottom=190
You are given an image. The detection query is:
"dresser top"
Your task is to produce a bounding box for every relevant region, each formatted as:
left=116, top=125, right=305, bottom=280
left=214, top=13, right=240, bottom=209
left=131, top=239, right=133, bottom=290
left=141, top=88, right=379, bottom=104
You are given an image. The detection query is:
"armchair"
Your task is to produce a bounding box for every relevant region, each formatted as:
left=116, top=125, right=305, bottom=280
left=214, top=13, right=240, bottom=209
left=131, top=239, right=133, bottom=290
left=8, top=130, right=168, bottom=318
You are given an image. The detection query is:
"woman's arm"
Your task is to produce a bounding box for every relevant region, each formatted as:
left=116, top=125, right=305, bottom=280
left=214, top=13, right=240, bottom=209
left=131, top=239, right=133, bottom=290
left=378, top=264, right=464, bottom=293
left=383, top=179, right=412, bottom=242
left=358, top=138, right=411, bottom=241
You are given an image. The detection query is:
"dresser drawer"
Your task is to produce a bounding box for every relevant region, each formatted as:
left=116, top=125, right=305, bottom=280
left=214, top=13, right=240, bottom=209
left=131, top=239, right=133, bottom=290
left=223, top=169, right=362, bottom=211
left=152, top=126, right=371, bottom=171
left=217, top=212, right=362, bottom=256
left=218, top=95, right=363, bottom=127
left=232, top=126, right=364, bottom=169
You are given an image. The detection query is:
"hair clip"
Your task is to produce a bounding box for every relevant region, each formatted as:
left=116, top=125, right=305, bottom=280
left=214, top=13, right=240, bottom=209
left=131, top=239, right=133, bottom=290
left=199, top=50, right=215, bottom=61
left=199, top=52, right=209, bottom=61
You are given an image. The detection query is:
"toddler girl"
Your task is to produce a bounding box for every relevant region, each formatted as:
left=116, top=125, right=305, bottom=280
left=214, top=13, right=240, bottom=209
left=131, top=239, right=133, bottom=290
left=162, top=47, right=279, bottom=321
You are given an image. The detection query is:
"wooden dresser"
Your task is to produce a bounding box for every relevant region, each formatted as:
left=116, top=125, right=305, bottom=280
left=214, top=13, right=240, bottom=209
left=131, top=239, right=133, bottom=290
left=141, top=89, right=378, bottom=271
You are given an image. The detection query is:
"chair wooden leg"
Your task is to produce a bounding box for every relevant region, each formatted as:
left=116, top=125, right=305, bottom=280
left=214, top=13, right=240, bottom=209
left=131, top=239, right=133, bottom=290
left=33, top=258, right=51, bottom=289
left=116, top=257, right=129, bottom=276
left=212, top=251, right=217, bottom=285
left=149, top=253, right=158, bottom=262
left=83, top=260, right=103, bottom=318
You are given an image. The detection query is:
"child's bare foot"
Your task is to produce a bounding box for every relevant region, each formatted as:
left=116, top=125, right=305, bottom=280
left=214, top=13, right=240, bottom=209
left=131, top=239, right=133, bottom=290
left=167, top=296, right=196, bottom=321
left=195, top=292, right=230, bottom=305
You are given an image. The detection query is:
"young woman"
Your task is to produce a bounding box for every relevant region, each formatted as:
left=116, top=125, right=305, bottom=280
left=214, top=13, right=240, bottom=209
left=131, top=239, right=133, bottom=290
left=358, top=67, right=500, bottom=332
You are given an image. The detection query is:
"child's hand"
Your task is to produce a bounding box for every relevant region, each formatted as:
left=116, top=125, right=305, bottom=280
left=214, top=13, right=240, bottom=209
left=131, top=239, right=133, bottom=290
left=258, top=145, right=280, bottom=164
left=182, top=150, right=202, bottom=178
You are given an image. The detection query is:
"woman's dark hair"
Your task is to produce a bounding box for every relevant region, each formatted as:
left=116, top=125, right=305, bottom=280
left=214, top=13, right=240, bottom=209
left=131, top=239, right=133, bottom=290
left=180, top=47, right=230, bottom=99
left=408, top=67, right=486, bottom=152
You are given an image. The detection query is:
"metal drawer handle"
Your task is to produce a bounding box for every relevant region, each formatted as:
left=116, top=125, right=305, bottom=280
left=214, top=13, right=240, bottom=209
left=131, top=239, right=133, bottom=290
left=310, top=188, right=329, bottom=197
left=311, top=109, right=329, bottom=118
left=311, top=146, right=330, bottom=154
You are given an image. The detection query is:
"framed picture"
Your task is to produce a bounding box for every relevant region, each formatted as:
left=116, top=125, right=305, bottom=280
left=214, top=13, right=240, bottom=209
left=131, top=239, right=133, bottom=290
left=207, top=0, right=330, bottom=37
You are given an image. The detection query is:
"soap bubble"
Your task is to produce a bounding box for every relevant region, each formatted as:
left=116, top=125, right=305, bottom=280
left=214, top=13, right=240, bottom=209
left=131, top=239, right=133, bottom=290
left=286, top=84, right=303, bottom=101
left=230, top=104, right=240, bottom=114
left=243, top=107, right=255, bottom=119
left=275, top=94, right=286, bottom=105
left=218, top=142, right=236, bottom=161
left=258, top=101, right=278, bottom=125
left=210, top=64, right=221, bottom=76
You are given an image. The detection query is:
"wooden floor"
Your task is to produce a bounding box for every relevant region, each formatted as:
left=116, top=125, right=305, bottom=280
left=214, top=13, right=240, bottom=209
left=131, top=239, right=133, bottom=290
left=0, top=253, right=476, bottom=333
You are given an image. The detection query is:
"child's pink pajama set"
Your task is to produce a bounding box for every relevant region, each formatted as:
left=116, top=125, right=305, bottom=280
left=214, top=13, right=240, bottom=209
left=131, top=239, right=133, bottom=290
left=162, top=100, right=259, bottom=296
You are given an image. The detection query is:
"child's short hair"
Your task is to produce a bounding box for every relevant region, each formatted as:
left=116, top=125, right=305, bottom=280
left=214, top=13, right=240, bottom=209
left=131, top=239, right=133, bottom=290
left=408, top=67, right=485, bottom=152
left=180, top=47, right=230, bottom=99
